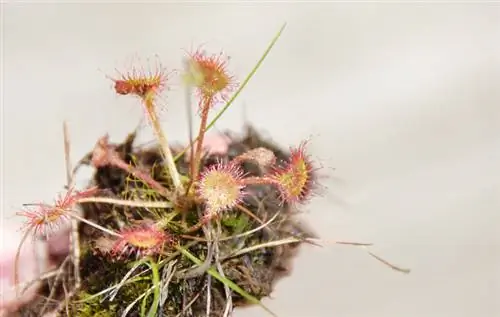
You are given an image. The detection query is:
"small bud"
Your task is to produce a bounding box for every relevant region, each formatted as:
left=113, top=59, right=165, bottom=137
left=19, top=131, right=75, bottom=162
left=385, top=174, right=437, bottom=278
left=233, top=147, right=276, bottom=169
left=91, top=135, right=112, bottom=168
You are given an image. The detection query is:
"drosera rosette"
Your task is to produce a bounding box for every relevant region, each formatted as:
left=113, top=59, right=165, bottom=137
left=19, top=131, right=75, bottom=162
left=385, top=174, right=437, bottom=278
left=269, top=140, right=321, bottom=204
left=183, top=46, right=238, bottom=106
left=196, top=160, right=248, bottom=219
left=108, top=223, right=176, bottom=260
left=17, top=186, right=101, bottom=240
left=12, top=185, right=102, bottom=307
left=16, top=204, right=70, bottom=240
left=106, top=54, right=170, bottom=111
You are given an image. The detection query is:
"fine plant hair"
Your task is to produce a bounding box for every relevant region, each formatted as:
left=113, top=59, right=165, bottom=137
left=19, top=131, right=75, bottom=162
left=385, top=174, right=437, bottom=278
left=11, top=24, right=410, bottom=317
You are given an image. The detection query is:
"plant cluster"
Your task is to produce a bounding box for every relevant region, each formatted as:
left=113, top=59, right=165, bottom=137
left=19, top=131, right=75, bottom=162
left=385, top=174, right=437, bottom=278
left=10, top=24, right=409, bottom=317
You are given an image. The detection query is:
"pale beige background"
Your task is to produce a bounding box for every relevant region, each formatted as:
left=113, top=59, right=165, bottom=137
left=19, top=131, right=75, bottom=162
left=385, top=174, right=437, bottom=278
left=2, top=2, right=500, bottom=317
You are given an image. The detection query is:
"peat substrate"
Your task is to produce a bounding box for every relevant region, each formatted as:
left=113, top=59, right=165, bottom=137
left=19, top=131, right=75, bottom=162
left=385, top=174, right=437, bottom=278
left=21, top=126, right=314, bottom=317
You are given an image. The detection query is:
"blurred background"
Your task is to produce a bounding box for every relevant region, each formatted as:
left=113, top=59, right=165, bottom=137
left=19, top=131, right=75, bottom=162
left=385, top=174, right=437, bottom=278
left=2, top=2, right=500, bottom=317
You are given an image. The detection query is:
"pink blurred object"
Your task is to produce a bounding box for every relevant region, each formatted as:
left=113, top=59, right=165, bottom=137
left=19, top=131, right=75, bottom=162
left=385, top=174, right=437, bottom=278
left=183, top=133, right=232, bottom=162
left=46, top=226, right=71, bottom=257
left=0, top=221, right=49, bottom=314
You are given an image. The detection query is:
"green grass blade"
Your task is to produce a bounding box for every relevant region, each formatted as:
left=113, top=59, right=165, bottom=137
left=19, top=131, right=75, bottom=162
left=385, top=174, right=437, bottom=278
left=145, top=258, right=161, bottom=317
left=205, top=22, right=286, bottom=132
left=174, top=22, right=287, bottom=162
left=176, top=245, right=277, bottom=317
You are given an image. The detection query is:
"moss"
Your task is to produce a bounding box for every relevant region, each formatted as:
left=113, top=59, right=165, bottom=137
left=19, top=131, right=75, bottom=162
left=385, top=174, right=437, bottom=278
left=70, top=291, right=118, bottom=317
left=68, top=252, right=156, bottom=316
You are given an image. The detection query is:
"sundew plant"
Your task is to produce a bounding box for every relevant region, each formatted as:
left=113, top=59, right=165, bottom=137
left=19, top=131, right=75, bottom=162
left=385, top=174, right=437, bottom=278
left=11, top=24, right=410, bottom=317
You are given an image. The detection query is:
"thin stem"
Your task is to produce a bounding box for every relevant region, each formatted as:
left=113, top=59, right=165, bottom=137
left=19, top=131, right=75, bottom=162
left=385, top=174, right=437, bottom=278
left=235, top=204, right=264, bottom=225
left=110, top=155, right=172, bottom=200
left=184, top=215, right=211, bottom=233
left=63, top=121, right=73, bottom=187
left=189, top=98, right=211, bottom=188
left=145, top=98, right=183, bottom=192
left=69, top=213, right=81, bottom=289
left=77, top=196, right=173, bottom=209
left=184, top=58, right=195, bottom=162
left=362, top=247, right=412, bottom=274
left=68, top=210, right=121, bottom=237
left=174, top=285, right=205, bottom=317
left=109, top=259, right=149, bottom=301
left=14, top=227, right=32, bottom=297
left=240, top=175, right=277, bottom=186
left=63, top=122, right=80, bottom=290
left=224, top=237, right=303, bottom=259
left=40, top=256, right=70, bottom=315
left=205, top=275, right=212, bottom=316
